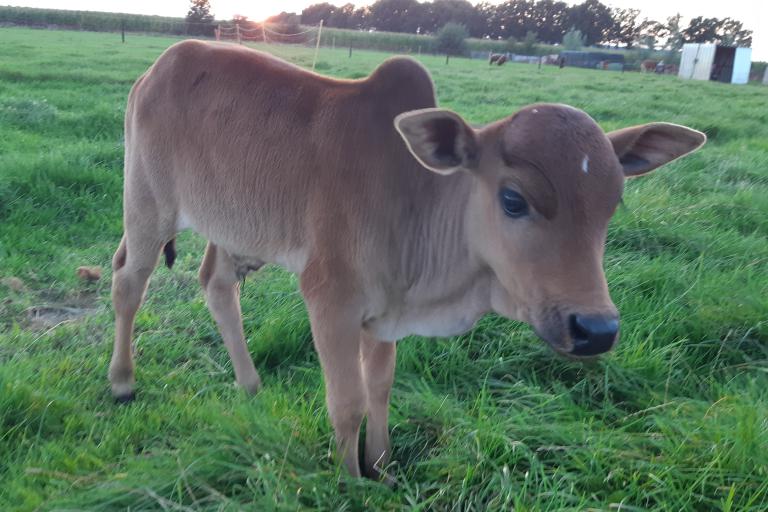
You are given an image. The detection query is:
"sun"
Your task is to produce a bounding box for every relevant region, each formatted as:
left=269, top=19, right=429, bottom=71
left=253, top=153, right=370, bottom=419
left=216, top=0, right=310, bottom=23
left=244, top=4, right=271, bottom=22
left=221, top=0, right=294, bottom=22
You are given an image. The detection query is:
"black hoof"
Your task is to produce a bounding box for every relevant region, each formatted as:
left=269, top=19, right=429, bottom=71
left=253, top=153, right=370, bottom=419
left=114, top=391, right=136, bottom=404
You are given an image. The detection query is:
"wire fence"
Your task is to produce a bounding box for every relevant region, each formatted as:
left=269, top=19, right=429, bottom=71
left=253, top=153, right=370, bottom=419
left=216, top=23, right=320, bottom=45
left=215, top=22, right=325, bottom=69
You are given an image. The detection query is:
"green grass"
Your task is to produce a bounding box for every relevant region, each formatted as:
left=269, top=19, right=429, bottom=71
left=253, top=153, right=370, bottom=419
left=1, top=27, right=767, bottom=511
left=0, top=5, right=201, bottom=35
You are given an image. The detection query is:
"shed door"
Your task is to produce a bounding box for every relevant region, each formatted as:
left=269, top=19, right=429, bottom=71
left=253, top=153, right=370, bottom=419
left=693, top=45, right=716, bottom=80
left=678, top=44, right=698, bottom=79
left=732, top=48, right=752, bottom=84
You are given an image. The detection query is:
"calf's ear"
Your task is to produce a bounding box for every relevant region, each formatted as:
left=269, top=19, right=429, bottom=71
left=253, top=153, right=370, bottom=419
left=394, top=108, right=479, bottom=175
left=607, top=122, right=706, bottom=178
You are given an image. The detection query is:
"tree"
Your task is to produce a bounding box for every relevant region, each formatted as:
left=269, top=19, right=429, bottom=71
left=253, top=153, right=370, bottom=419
left=660, top=13, right=685, bottom=51
left=636, top=19, right=664, bottom=50
left=608, top=8, right=642, bottom=48
left=475, top=1, right=499, bottom=38
left=369, top=0, right=426, bottom=33
left=683, top=16, right=752, bottom=47
left=718, top=18, right=752, bottom=46
left=350, top=6, right=371, bottom=29
left=565, top=0, right=613, bottom=46
left=435, top=22, right=469, bottom=55
left=186, top=0, right=214, bottom=36
left=486, top=0, right=536, bottom=41
left=529, top=0, right=569, bottom=44
left=266, top=11, right=301, bottom=27
left=424, top=0, right=484, bottom=37
left=562, top=27, right=585, bottom=50
left=682, top=17, right=720, bottom=44
left=520, top=30, right=539, bottom=55
left=301, top=2, right=334, bottom=25
left=639, top=34, right=656, bottom=51
left=328, top=3, right=356, bottom=29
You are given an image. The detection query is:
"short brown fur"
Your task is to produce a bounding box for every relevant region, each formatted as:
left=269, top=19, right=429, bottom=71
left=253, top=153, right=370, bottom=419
left=109, top=40, right=706, bottom=479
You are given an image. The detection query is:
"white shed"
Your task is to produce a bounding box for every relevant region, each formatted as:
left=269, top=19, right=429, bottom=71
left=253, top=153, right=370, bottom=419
left=678, top=43, right=752, bottom=85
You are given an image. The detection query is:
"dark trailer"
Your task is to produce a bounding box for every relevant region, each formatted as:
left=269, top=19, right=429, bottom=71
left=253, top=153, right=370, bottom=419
left=559, top=51, right=625, bottom=70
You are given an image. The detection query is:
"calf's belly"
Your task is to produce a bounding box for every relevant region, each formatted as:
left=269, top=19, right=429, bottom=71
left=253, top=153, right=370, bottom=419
left=176, top=208, right=308, bottom=274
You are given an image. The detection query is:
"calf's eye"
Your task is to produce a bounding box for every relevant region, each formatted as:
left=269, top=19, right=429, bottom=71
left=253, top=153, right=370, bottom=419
left=499, top=187, right=529, bottom=218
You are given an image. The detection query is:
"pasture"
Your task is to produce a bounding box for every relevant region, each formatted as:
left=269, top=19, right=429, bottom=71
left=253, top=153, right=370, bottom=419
left=0, top=27, right=767, bottom=510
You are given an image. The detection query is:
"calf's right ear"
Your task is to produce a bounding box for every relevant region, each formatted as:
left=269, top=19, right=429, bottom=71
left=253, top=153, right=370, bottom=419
left=394, top=108, right=479, bottom=175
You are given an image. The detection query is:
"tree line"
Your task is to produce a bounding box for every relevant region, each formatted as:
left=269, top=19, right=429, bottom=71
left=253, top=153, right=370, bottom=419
left=295, top=0, right=752, bottom=49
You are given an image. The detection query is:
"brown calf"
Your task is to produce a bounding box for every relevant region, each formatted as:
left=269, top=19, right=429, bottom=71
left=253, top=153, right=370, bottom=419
left=490, top=53, right=508, bottom=66
left=109, top=40, right=705, bottom=479
left=641, top=59, right=657, bottom=72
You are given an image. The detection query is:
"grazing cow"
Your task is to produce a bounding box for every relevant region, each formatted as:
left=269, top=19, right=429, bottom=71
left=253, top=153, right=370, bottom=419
left=109, top=40, right=706, bottom=479
left=641, top=59, right=657, bottom=73
left=664, top=63, right=679, bottom=75
left=489, top=53, right=508, bottom=66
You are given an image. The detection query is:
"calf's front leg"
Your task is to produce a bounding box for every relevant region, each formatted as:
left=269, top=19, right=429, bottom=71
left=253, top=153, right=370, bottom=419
left=361, top=332, right=396, bottom=480
left=302, top=276, right=366, bottom=477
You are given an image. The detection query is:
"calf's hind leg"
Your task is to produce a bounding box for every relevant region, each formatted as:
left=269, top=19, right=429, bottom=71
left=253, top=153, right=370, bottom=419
left=109, top=234, right=165, bottom=401
left=199, top=242, right=262, bottom=394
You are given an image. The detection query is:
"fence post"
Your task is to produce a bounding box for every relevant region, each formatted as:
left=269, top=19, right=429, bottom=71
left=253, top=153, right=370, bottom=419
left=349, top=44, right=352, bottom=58
left=236, top=23, right=241, bottom=44
left=418, top=45, right=421, bottom=56
left=332, top=36, right=335, bottom=50
left=445, top=54, right=450, bottom=65
left=121, top=19, right=125, bottom=43
left=312, top=20, right=324, bottom=71
left=215, top=24, right=220, bottom=41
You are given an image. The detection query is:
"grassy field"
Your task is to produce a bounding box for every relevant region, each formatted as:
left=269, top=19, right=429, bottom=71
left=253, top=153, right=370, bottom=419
left=0, top=27, right=767, bottom=511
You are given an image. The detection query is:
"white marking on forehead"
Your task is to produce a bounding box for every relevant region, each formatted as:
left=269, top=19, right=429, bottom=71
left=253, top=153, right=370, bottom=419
left=581, top=155, right=589, bottom=174
left=532, top=108, right=539, bottom=113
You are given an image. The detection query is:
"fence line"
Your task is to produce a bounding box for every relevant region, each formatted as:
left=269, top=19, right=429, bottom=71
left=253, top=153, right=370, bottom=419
left=214, top=21, right=324, bottom=70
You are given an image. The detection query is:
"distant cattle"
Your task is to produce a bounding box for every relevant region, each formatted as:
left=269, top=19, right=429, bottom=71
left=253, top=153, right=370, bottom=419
left=489, top=53, right=507, bottom=66
left=662, top=63, right=679, bottom=75
left=641, top=59, right=657, bottom=72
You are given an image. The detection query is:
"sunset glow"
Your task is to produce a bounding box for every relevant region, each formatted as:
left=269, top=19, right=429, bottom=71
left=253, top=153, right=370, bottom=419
left=230, top=0, right=307, bottom=22
left=229, top=2, right=272, bottom=22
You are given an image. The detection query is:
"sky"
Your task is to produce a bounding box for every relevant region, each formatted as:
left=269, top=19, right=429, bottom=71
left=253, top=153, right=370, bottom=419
left=6, top=0, right=767, bottom=60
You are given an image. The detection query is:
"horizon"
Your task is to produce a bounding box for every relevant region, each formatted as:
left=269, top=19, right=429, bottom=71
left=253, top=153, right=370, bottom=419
left=3, top=0, right=767, bottom=60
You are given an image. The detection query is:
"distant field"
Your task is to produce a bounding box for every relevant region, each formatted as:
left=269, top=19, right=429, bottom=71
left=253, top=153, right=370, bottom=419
left=1, top=27, right=767, bottom=511
left=1, top=5, right=676, bottom=65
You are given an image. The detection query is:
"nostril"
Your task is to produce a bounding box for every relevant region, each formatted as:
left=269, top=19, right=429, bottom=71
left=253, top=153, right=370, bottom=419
left=569, top=314, right=590, bottom=341
left=569, top=314, right=620, bottom=356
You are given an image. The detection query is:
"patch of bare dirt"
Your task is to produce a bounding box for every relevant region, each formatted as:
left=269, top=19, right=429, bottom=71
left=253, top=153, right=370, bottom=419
left=26, top=304, right=99, bottom=329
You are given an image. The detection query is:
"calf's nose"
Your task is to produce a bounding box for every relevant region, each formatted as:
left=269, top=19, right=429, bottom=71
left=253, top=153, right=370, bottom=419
left=568, top=314, right=619, bottom=356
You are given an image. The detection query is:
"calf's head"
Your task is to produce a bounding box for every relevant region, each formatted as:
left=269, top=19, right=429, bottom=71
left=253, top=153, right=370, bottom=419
left=395, top=104, right=705, bottom=357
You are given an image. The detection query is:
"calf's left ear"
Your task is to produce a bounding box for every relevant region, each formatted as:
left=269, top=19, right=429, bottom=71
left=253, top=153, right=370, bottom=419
left=607, top=122, right=706, bottom=178
left=394, top=108, right=479, bottom=175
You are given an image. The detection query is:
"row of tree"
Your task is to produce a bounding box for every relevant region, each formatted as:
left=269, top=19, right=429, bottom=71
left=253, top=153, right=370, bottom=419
left=296, top=0, right=752, bottom=49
